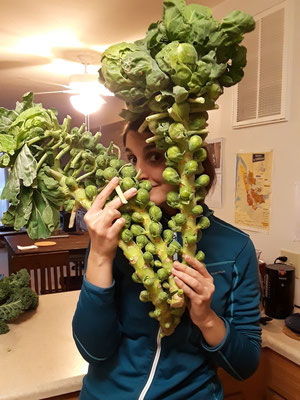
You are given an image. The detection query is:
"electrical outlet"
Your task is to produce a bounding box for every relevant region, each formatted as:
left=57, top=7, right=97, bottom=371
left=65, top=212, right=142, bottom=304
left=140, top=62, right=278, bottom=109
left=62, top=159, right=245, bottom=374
left=280, top=249, right=300, bottom=279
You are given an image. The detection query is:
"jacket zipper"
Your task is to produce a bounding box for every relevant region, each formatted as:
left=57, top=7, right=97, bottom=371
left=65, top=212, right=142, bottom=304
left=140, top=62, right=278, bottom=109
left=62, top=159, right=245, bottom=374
left=138, top=328, right=162, bottom=400
left=138, top=233, right=178, bottom=400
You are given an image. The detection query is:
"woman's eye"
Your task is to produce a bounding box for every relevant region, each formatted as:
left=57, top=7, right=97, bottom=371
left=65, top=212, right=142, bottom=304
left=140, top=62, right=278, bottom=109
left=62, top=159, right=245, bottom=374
left=148, top=152, right=163, bottom=163
left=127, top=154, right=137, bottom=165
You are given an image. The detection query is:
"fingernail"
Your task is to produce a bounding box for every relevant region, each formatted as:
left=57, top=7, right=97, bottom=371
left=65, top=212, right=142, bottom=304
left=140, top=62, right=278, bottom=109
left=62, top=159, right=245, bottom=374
left=112, top=177, right=119, bottom=183
left=130, top=187, right=137, bottom=193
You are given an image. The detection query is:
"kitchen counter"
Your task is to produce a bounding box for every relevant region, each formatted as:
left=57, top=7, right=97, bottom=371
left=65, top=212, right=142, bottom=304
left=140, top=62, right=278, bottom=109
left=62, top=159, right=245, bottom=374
left=261, top=314, right=300, bottom=366
left=0, top=290, right=299, bottom=400
left=0, top=291, right=88, bottom=400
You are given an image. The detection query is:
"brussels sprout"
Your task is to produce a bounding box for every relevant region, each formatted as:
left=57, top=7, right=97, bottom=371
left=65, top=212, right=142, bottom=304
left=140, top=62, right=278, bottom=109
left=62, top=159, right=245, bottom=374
left=132, top=272, right=142, bottom=283
left=163, top=167, right=180, bottom=185
left=186, top=234, right=197, bottom=244
left=135, top=188, right=150, bottom=208
left=95, top=169, right=104, bottom=179
left=121, top=228, right=134, bottom=243
left=121, top=165, right=136, bottom=178
left=167, top=245, right=176, bottom=257
left=157, top=268, right=169, bottom=281
left=143, top=276, right=154, bottom=286
left=121, top=177, right=136, bottom=191
left=166, top=146, right=183, bottom=163
left=122, top=213, right=131, bottom=229
left=198, top=216, right=210, bottom=230
left=179, top=186, right=193, bottom=202
left=65, top=177, right=78, bottom=190
left=168, top=123, right=186, bottom=143
left=82, top=150, right=94, bottom=162
left=149, top=221, right=163, bottom=238
left=169, top=240, right=182, bottom=254
left=168, top=219, right=178, bottom=232
left=64, top=199, right=75, bottom=212
left=136, top=234, right=149, bottom=248
left=132, top=212, right=144, bottom=223
left=147, top=201, right=155, bottom=209
left=84, top=177, right=97, bottom=188
left=139, top=180, right=152, bottom=191
left=130, top=224, right=145, bottom=236
left=145, top=242, right=156, bottom=254
left=108, top=153, right=117, bottom=161
left=195, top=174, right=210, bottom=187
left=110, top=159, right=122, bottom=169
left=96, top=154, right=108, bottom=168
left=195, top=251, right=205, bottom=262
left=95, top=143, right=105, bottom=153
left=196, top=163, right=205, bottom=175
left=83, top=163, right=94, bottom=173
left=154, top=260, right=162, bottom=268
left=166, top=191, right=180, bottom=208
left=191, top=205, right=203, bottom=215
left=156, top=42, right=197, bottom=87
left=85, top=185, right=97, bottom=200
left=162, top=282, right=170, bottom=290
left=172, top=213, right=187, bottom=226
left=188, top=135, right=203, bottom=151
left=149, top=205, right=162, bottom=222
left=163, top=229, right=174, bottom=244
left=103, top=167, right=118, bottom=181
left=193, top=148, right=207, bottom=162
left=149, top=309, right=161, bottom=318
left=158, top=291, right=168, bottom=302
left=188, top=114, right=207, bottom=131
left=143, top=251, right=154, bottom=263
left=139, top=290, right=150, bottom=302
left=184, top=160, right=198, bottom=176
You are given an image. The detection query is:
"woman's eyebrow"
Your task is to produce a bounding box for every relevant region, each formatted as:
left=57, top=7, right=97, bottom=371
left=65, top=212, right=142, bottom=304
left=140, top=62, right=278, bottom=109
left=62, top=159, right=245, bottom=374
left=124, top=147, right=132, bottom=153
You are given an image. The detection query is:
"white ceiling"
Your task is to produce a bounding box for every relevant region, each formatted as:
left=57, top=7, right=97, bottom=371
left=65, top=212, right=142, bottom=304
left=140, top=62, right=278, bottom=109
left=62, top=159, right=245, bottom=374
left=0, top=0, right=224, bottom=128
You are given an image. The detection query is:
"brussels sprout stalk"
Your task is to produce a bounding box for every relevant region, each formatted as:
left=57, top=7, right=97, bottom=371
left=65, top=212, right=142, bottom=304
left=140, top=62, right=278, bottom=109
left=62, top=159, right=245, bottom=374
left=118, top=238, right=182, bottom=337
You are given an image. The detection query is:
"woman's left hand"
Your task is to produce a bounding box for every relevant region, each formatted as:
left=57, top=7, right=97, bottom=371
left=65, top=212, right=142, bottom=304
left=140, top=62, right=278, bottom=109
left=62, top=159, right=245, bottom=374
left=172, top=255, right=215, bottom=330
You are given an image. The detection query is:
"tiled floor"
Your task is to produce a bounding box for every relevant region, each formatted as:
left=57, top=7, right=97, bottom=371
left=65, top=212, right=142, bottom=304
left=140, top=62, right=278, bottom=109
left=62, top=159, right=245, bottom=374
left=0, top=247, right=9, bottom=276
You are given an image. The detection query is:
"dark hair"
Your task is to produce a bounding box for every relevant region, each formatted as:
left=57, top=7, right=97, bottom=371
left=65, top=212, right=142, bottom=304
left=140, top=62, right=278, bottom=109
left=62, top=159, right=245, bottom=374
left=122, top=117, right=216, bottom=193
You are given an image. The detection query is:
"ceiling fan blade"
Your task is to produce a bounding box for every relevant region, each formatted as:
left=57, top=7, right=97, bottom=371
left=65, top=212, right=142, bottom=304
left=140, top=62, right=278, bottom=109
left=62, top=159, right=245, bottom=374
left=34, top=90, right=75, bottom=95
left=26, top=78, right=71, bottom=89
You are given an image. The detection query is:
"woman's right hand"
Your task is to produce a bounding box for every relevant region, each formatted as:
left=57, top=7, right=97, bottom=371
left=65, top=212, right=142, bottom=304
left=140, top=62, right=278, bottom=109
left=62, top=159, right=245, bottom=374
left=84, top=177, right=137, bottom=287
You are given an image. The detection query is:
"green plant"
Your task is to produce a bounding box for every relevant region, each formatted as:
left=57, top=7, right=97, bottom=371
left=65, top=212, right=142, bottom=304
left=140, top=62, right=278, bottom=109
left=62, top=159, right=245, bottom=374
left=0, top=270, right=39, bottom=334
left=0, top=0, right=255, bottom=336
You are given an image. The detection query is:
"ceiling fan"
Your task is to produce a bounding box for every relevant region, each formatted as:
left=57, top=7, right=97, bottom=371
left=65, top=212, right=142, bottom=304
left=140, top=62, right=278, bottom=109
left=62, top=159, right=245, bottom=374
left=32, top=48, right=114, bottom=119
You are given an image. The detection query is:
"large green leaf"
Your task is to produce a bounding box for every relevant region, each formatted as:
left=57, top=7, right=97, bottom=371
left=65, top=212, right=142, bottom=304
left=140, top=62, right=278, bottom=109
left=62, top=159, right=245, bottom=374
left=13, top=186, right=33, bottom=231
left=1, top=144, right=37, bottom=204
left=0, top=134, right=16, bottom=153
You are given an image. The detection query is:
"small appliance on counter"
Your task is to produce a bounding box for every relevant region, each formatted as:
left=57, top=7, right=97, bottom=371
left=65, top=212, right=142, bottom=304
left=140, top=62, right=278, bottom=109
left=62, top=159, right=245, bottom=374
left=264, top=257, right=295, bottom=319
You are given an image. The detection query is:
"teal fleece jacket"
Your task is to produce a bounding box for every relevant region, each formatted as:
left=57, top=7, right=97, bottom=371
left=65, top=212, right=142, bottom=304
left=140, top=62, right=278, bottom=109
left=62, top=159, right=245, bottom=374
left=72, top=207, right=261, bottom=399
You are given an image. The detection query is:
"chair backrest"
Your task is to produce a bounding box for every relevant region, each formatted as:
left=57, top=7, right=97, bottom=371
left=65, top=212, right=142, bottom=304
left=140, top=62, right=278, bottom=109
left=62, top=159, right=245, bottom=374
left=12, top=251, right=73, bottom=295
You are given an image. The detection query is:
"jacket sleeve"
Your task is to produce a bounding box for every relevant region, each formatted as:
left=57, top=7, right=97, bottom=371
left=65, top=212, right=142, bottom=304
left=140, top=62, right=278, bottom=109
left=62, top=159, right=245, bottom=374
left=72, top=244, right=121, bottom=365
left=201, top=239, right=262, bottom=380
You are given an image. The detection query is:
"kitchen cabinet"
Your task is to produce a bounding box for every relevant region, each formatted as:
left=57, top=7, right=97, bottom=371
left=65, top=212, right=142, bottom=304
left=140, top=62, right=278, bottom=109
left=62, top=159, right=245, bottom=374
left=219, top=348, right=300, bottom=400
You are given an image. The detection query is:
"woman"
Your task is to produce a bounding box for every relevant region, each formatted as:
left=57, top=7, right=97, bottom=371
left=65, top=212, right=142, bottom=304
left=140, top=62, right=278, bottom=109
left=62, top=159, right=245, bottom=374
left=72, top=121, right=261, bottom=400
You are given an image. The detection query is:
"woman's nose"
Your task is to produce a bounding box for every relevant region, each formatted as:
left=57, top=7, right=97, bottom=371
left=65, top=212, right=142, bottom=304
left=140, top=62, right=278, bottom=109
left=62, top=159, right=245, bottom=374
left=135, top=161, right=149, bottom=181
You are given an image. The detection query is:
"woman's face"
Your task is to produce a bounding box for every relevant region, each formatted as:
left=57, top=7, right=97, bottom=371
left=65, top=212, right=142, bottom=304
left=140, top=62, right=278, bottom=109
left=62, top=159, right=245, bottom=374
left=124, top=129, right=175, bottom=209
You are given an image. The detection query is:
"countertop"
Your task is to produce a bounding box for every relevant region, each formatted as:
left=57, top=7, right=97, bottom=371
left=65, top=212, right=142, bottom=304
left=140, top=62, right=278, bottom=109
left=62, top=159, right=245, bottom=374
left=0, top=291, right=88, bottom=400
left=0, top=290, right=299, bottom=400
left=261, top=314, right=300, bottom=365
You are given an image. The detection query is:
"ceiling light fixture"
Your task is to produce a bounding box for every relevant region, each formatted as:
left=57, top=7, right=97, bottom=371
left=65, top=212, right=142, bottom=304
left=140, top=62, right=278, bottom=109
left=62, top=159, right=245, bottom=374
left=70, top=93, right=106, bottom=116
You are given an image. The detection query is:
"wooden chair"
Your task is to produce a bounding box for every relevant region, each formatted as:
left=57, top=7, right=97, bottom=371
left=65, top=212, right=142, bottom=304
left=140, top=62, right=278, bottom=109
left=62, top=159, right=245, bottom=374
left=12, top=251, right=83, bottom=294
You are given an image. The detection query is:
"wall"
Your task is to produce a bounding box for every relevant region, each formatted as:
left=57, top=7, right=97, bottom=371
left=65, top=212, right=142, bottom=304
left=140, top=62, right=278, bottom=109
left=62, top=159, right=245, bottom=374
left=206, top=0, right=300, bottom=264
